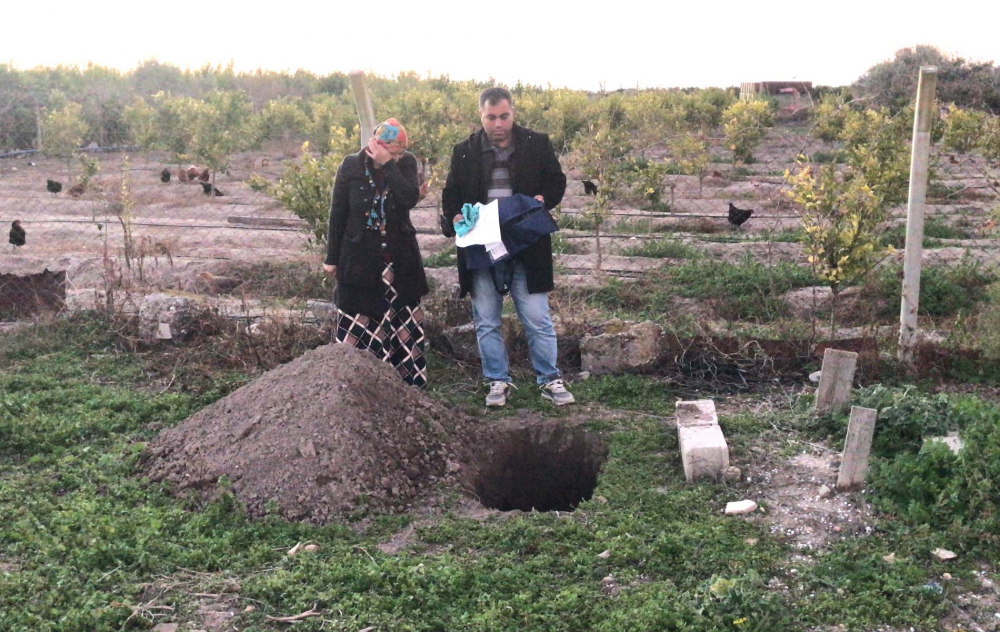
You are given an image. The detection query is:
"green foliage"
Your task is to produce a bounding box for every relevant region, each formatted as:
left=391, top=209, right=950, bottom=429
left=264, top=141, right=345, bottom=244
left=867, top=261, right=995, bottom=319
left=40, top=102, right=88, bottom=162
left=77, top=154, right=98, bottom=188
left=941, top=104, right=986, bottom=153
left=620, top=237, right=696, bottom=259
left=122, top=97, right=159, bottom=150
left=255, top=96, right=309, bottom=143
left=810, top=92, right=852, bottom=142
left=150, top=92, right=201, bottom=163
left=854, top=45, right=1000, bottom=112
left=722, top=100, right=774, bottom=163
left=189, top=90, right=256, bottom=173
left=422, top=245, right=457, bottom=268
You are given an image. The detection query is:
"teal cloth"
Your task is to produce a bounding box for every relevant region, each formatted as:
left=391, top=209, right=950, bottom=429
left=454, top=203, right=480, bottom=237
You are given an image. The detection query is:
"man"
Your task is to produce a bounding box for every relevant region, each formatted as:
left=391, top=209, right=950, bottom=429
left=441, top=87, right=574, bottom=407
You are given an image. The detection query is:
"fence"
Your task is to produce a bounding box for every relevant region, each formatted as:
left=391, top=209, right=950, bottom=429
left=2, top=70, right=999, bottom=380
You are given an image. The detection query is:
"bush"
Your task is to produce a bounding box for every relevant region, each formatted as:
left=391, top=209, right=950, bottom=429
left=621, top=238, right=696, bottom=259
left=722, top=100, right=774, bottom=163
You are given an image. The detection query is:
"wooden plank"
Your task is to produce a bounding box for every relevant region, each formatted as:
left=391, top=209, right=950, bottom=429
left=815, top=348, right=858, bottom=414
left=837, top=406, right=878, bottom=491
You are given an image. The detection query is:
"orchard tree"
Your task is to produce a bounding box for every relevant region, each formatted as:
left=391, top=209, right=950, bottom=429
left=41, top=102, right=88, bottom=181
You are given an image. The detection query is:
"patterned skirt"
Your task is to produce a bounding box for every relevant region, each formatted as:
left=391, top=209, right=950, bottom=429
left=335, top=262, right=427, bottom=387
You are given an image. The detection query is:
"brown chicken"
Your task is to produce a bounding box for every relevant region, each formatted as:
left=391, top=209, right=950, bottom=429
left=178, top=167, right=189, bottom=182
left=187, top=166, right=199, bottom=181
left=68, top=183, right=86, bottom=198
left=199, top=168, right=210, bottom=182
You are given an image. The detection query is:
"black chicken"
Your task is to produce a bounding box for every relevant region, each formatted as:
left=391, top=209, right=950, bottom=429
left=582, top=179, right=598, bottom=196
left=160, top=168, right=172, bottom=183
left=46, top=179, right=62, bottom=195
left=728, top=203, right=753, bottom=229
left=201, top=182, right=224, bottom=197
left=9, top=220, right=26, bottom=249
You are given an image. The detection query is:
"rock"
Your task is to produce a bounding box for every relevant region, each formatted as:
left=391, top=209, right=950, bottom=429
left=152, top=625, right=179, bottom=632
left=306, top=299, right=337, bottom=323
left=304, top=544, right=319, bottom=553
left=817, top=485, right=832, bottom=499
left=744, top=538, right=758, bottom=546
left=581, top=321, right=664, bottom=376
left=595, top=495, right=608, bottom=504
left=809, top=370, right=822, bottom=383
left=446, top=460, right=461, bottom=473
left=287, top=542, right=303, bottom=556
left=723, top=466, right=742, bottom=483
left=924, top=433, right=964, bottom=455
left=299, top=440, right=317, bottom=458
left=883, top=553, right=896, bottom=564
left=244, top=605, right=256, bottom=613
left=138, top=293, right=201, bottom=344
left=943, top=573, right=953, bottom=581
left=783, top=285, right=860, bottom=320
left=725, top=500, right=758, bottom=515
left=932, top=548, right=957, bottom=561
left=676, top=400, right=730, bottom=481
left=577, top=371, right=591, bottom=381
left=597, top=549, right=611, bottom=559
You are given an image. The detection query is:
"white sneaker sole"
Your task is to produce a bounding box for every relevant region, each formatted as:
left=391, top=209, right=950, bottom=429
left=541, top=394, right=575, bottom=406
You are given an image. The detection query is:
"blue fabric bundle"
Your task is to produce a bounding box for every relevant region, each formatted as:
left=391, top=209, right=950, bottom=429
left=454, top=202, right=480, bottom=237
left=461, top=194, right=558, bottom=271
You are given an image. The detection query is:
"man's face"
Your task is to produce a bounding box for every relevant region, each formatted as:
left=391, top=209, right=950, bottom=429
left=480, top=99, right=514, bottom=147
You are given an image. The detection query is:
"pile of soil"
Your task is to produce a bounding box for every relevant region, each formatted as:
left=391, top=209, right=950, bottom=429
left=140, top=343, right=486, bottom=522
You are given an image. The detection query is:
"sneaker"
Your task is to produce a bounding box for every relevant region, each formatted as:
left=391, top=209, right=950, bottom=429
left=486, top=380, right=514, bottom=407
left=540, top=379, right=575, bottom=406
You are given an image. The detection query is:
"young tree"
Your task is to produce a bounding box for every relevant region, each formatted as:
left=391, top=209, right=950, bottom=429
left=188, top=91, right=255, bottom=189
left=41, top=102, right=88, bottom=181
left=722, top=100, right=774, bottom=164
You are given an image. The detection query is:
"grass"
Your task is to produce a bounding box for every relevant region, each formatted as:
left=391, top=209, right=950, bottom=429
left=423, top=244, right=457, bottom=268
left=879, top=216, right=976, bottom=249
left=0, top=314, right=985, bottom=631
left=620, top=238, right=698, bottom=259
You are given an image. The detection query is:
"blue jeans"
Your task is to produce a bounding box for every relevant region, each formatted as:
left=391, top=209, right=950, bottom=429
left=470, top=263, right=560, bottom=385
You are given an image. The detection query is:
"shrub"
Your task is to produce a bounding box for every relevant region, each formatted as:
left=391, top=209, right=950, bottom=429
left=722, top=100, right=774, bottom=163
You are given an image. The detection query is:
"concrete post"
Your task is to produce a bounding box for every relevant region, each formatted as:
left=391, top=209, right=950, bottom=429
left=899, top=66, right=938, bottom=366
left=349, top=70, right=377, bottom=150
left=815, top=348, right=858, bottom=414
left=676, top=400, right=730, bottom=481
left=836, top=406, right=878, bottom=491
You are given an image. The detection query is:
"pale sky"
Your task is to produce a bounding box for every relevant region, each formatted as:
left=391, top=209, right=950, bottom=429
left=6, top=0, right=999, bottom=90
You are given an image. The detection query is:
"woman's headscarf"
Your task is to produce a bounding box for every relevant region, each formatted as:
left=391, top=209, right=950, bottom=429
left=373, top=118, right=408, bottom=149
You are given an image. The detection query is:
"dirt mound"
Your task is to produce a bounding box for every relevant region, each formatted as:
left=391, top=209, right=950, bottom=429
left=140, top=343, right=484, bottom=522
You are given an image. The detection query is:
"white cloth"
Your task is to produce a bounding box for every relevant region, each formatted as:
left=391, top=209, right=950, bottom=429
left=455, top=200, right=501, bottom=247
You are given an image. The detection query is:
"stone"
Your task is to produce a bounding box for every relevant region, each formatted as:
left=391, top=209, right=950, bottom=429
left=744, top=538, right=758, bottom=546
left=817, top=484, right=833, bottom=498
left=924, top=432, right=964, bottom=454
left=152, top=625, right=179, bottom=632
left=809, top=370, right=822, bottom=384
left=676, top=400, right=730, bottom=481
left=138, top=293, right=201, bottom=344
left=783, top=285, right=860, bottom=320
left=883, top=553, right=896, bottom=564
left=943, top=573, right=953, bottom=581
left=577, top=371, right=591, bottom=381
left=581, top=321, right=664, bottom=376
left=723, top=466, right=742, bottom=482
left=932, top=548, right=957, bottom=561
left=815, top=348, right=859, bottom=414
left=836, top=406, right=878, bottom=491
left=306, top=299, right=337, bottom=323
left=597, top=549, right=611, bottom=559
left=725, top=500, right=758, bottom=515
left=304, top=544, right=319, bottom=552
left=244, top=605, right=256, bottom=613
left=299, top=440, right=317, bottom=458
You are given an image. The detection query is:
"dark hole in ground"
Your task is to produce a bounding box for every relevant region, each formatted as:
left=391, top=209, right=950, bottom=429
left=475, top=424, right=608, bottom=512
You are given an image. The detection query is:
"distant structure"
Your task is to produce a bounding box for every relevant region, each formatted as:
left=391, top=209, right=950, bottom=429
left=740, top=81, right=814, bottom=117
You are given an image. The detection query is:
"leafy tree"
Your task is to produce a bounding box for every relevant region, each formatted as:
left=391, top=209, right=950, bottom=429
left=41, top=102, right=88, bottom=180
left=722, top=100, right=774, bottom=163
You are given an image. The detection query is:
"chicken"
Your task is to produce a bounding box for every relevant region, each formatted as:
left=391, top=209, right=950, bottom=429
left=199, top=168, right=210, bottom=182
left=9, top=220, right=25, bottom=249
left=582, top=180, right=598, bottom=196
left=201, top=182, right=224, bottom=196
left=187, top=166, right=199, bottom=181
left=68, top=183, right=86, bottom=198
left=178, top=167, right=188, bottom=182
left=160, top=168, right=172, bottom=183
left=728, top=202, right=753, bottom=228
left=46, top=179, right=62, bottom=195
left=261, top=158, right=270, bottom=168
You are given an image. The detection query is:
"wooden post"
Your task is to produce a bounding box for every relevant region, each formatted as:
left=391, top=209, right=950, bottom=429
left=815, top=348, right=858, bottom=414
left=899, top=66, right=938, bottom=366
left=837, top=406, right=878, bottom=491
left=348, top=70, right=377, bottom=150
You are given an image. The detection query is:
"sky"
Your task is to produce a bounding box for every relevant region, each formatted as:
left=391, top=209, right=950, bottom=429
left=5, top=0, right=999, bottom=90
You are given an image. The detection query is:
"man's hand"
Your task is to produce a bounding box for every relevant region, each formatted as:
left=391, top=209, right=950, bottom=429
left=323, top=264, right=337, bottom=277
left=453, top=215, right=463, bottom=224
left=534, top=195, right=544, bottom=203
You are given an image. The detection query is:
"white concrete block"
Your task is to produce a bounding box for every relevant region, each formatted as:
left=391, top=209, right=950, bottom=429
left=676, top=400, right=730, bottom=481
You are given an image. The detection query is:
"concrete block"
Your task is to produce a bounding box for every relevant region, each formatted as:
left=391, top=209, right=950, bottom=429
left=836, top=406, right=878, bottom=491
left=676, top=400, right=730, bottom=481
left=815, top=348, right=858, bottom=414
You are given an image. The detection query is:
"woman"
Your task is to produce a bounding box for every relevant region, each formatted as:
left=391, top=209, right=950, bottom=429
left=323, top=119, right=430, bottom=387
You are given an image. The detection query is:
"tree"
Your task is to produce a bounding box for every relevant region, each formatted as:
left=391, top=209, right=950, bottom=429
left=41, top=102, right=88, bottom=181
left=188, top=91, right=255, bottom=187
left=722, top=100, right=774, bottom=163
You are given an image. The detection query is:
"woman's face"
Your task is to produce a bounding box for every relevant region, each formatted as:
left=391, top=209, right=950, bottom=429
left=379, top=140, right=406, bottom=163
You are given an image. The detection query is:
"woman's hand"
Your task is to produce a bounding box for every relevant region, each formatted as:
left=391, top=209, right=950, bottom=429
left=323, top=264, right=337, bottom=277
left=365, top=137, right=392, bottom=167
